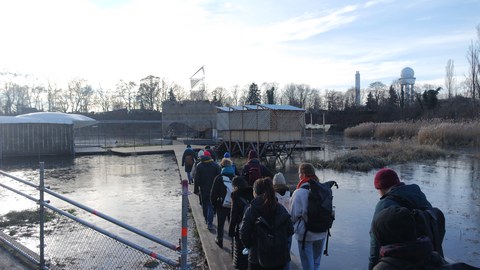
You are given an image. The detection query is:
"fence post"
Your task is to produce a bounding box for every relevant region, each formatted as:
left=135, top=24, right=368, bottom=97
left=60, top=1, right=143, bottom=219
left=180, top=179, right=189, bottom=269
left=39, top=162, right=46, bottom=269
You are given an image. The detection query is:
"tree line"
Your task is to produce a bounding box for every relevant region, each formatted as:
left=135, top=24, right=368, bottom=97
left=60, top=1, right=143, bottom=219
left=1, top=25, right=479, bottom=122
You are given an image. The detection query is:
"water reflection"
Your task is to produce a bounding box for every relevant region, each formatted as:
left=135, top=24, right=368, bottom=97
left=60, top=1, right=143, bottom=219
left=0, top=141, right=479, bottom=269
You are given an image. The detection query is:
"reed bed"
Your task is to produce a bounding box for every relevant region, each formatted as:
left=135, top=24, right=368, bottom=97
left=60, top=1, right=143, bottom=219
left=345, top=120, right=480, bottom=147
left=315, top=140, right=450, bottom=172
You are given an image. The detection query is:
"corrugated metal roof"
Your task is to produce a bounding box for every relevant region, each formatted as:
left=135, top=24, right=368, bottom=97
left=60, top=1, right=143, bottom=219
left=259, top=104, right=305, bottom=111
left=217, top=104, right=304, bottom=111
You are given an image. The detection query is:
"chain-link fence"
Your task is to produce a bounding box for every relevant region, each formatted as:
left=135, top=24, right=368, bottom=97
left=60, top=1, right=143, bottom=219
left=0, top=163, right=188, bottom=270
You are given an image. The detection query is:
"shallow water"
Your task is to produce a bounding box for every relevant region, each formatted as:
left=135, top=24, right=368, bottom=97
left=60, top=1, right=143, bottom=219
left=278, top=136, right=480, bottom=269
left=1, top=135, right=479, bottom=269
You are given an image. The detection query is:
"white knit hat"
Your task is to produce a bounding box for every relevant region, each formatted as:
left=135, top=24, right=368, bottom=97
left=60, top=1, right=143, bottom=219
left=273, top=172, right=286, bottom=185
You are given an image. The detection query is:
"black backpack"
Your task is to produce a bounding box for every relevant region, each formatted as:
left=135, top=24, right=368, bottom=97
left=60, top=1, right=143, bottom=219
left=386, top=194, right=446, bottom=257
left=301, top=179, right=339, bottom=255
left=247, top=164, right=261, bottom=186
left=254, top=210, right=291, bottom=268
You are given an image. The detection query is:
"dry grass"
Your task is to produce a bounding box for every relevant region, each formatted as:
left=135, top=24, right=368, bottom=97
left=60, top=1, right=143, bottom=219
left=315, top=140, right=450, bottom=172
left=345, top=120, right=480, bottom=147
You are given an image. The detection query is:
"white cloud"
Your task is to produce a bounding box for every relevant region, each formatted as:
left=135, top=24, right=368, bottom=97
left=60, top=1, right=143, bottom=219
left=0, top=0, right=478, bottom=94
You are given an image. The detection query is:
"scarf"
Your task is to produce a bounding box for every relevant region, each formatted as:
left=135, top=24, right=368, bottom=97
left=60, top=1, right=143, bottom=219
left=296, top=176, right=311, bottom=190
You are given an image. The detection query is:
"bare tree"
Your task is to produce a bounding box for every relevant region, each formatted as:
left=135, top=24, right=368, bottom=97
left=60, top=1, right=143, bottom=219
left=116, top=80, right=137, bottom=111
left=281, top=83, right=313, bottom=109
left=445, top=59, right=456, bottom=99
left=169, top=83, right=187, bottom=102
left=138, top=75, right=161, bottom=110
left=212, top=87, right=227, bottom=106
left=46, top=82, right=63, bottom=111
left=344, top=87, right=356, bottom=108
left=303, top=88, right=322, bottom=111
left=368, top=81, right=387, bottom=104
left=95, top=87, right=113, bottom=112
left=30, top=85, right=45, bottom=111
left=324, top=90, right=345, bottom=111
left=466, top=24, right=480, bottom=106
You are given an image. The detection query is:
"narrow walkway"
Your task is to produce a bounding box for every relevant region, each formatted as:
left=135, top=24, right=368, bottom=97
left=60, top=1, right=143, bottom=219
left=171, top=144, right=302, bottom=269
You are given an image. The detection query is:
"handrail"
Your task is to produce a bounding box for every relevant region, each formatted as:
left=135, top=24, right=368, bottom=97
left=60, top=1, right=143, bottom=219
left=43, top=188, right=180, bottom=251
left=0, top=165, right=184, bottom=268
left=42, top=202, right=179, bottom=266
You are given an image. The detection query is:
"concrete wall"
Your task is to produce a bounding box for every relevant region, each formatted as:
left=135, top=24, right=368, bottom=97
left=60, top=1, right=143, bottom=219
left=0, top=123, right=74, bottom=158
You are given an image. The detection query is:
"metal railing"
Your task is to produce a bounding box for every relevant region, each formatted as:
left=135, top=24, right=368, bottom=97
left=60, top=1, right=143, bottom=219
left=0, top=162, right=189, bottom=269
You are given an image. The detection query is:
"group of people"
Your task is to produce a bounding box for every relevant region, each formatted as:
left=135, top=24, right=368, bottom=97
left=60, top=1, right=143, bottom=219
left=182, top=146, right=479, bottom=270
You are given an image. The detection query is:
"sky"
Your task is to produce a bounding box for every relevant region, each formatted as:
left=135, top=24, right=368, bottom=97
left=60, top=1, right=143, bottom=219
left=0, top=0, right=479, bottom=93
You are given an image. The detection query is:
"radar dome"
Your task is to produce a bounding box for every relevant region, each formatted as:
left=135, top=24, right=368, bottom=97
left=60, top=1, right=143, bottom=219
left=401, top=67, right=415, bottom=78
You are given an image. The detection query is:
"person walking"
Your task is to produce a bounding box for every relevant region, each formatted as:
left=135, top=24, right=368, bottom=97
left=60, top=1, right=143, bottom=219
left=223, top=152, right=240, bottom=175
left=229, top=176, right=253, bottom=270
left=181, top=145, right=196, bottom=184
left=368, top=168, right=435, bottom=270
left=194, top=151, right=221, bottom=230
left=273, top=172, right=291, bottom=211
left=240, top=177, right=293, bottom=270
left=241, top=150, right=274, bottom=186
left=290, top=163, right=326, bottom=270
left=210, top=158, right=236, bottom=248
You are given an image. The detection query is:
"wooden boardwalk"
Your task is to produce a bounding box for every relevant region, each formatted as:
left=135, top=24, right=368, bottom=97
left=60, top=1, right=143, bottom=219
left=110, top=143, right=301, bottom=269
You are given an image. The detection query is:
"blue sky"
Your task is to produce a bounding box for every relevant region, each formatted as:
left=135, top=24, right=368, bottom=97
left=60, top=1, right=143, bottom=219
left=0, top=0, right=478, bottom=92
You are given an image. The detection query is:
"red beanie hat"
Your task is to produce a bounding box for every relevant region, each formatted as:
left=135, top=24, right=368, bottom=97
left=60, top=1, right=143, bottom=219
left=203, top=150, right=211, bottom=157
left=374, top=168, right=400, bottom=190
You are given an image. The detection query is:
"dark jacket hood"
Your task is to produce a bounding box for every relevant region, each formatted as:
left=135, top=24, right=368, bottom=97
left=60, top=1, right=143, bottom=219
left=382, top=183, right=432, bottom=209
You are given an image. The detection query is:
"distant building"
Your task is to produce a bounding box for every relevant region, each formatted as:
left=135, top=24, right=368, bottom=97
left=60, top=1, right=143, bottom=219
left=355, top=71, right=360, bottom=106
left=0, top=112, right=96, bottom=158
left=216, top=104, right=305, bottom=156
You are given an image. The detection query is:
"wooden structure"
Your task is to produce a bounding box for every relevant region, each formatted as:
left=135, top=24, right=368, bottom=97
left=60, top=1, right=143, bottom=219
left=216, top=104, right=305, bottom=161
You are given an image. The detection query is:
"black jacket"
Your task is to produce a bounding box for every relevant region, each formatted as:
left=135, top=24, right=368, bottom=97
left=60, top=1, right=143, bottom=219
left=239, top=196, right=294, bottom=266
left=210, top=172, right=235, bottom=210
left=193, top=156, right=221, bottom=199
left=228, top=186, right=254, bottom=237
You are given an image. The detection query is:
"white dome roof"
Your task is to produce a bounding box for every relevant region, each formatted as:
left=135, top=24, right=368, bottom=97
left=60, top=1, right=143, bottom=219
left=401, top=67, right=415, bottom=78
left=14, top=112, right=97, bottom=128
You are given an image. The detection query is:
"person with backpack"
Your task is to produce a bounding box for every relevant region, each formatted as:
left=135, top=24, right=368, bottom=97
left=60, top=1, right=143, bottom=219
left=241, top=150, right=274, bottom=186
left=273, top=172, right=291, bottom=211
left=290, top=163, right=332, bottom=270
left=229, top=176, right=254, bottom=270
left=181, top=145, right=196, bottom=184
left=240, top=177, right=294, bottom=270
left=369, top=168, right=440, bottom=270
left=224, top=151, right=240, bottom=175
left=194, top=151, right=221, bottom=231
left=273, top=172, right=292, bottom=270
left=372, top=206, right=480, bottom=270
left=210, top=158, right=236, bottom=248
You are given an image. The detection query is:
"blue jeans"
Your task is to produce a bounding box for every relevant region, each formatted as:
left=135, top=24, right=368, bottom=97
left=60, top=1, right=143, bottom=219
left=297, top=238, right=325, bottom=270
left=186, top=171, right=192, bottom=183
left=201, top=197, right=214, bottom=226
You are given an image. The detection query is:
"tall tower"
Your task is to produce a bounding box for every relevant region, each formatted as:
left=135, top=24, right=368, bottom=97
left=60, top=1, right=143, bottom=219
left=355, top=71, right=360, bottom=106
left=399, top=67, right=416, bottom=105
